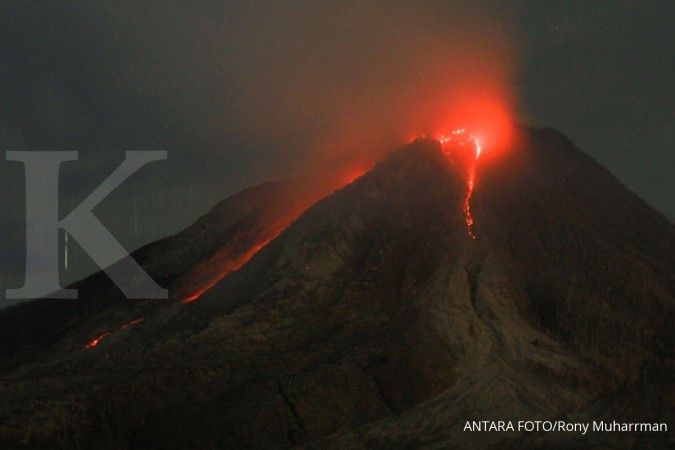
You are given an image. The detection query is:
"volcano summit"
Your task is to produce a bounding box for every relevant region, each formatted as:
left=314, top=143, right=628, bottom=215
left=0, top=127, right=672, bottom=449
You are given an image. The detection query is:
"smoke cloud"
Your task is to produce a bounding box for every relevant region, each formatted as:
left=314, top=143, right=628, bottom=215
left=106, top=0, right=518, bottom=175
left=0, top=1, right=518, bottom=296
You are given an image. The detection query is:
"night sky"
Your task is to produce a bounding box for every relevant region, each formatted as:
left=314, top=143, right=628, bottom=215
left=0, top=1, right=672, bottom=299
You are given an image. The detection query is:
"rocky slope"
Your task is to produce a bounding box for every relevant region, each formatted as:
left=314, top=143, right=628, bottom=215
left=0, top=127, right=672, bottom=449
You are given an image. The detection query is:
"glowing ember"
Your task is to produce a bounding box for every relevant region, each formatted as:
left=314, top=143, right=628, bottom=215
left=85, top=331, right=112, bottom=349
left=85, top=317, right=145, bottom=349
left=438, top=129, right=482, bottom=239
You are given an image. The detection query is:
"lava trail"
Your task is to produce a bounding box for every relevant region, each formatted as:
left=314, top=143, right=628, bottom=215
left=462, top=162, right=477, bottom=239
left=181, top=235, right=277, bottom=304
left=86, top=317, right=145, bottom=349
left=439, top=129, right=481, bottom=239
left=177, top=167, right=369, bottom=304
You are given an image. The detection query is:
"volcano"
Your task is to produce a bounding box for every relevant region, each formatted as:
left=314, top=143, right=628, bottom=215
left=0, top=127, right=672, bottom=449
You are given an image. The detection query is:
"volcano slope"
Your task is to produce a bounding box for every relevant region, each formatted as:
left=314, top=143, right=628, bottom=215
left=0, top=178, right=317, bottom=368
left=0, top=127, right=672, bottom=449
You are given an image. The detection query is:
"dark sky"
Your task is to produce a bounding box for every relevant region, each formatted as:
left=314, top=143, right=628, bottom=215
left=0, top=1, right=673, bottom=297
left=510, top=1, right=673, bottom=219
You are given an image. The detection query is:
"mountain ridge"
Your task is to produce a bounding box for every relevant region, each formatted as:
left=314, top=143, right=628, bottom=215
left=0, top=126, right=672, bottom=449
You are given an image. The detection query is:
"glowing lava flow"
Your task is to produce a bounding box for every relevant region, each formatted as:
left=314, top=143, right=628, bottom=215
left=176, top=163, right=372, bottom=305
left=85, top=317, right=145, bottom=349
left=181, top=236, right=276, bottom=304
left=85, top=331, right=112, bottom=349
left=462, top=163, right=477, bottom=239
left=439, top=129, right=482, bottom=239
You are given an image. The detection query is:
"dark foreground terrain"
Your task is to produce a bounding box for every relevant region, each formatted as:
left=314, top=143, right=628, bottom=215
left=0, top=127, right=672, bottom=449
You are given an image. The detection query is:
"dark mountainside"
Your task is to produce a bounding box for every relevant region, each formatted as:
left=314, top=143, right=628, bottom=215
left=0, top=179, right=314, bottom=365
left=0, top=127, right=672, bottom=449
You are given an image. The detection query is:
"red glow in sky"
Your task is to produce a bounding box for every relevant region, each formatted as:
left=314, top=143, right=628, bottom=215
left=425, top=93, right=515, bottom=239
left=434, top=98, right=514, bottom=158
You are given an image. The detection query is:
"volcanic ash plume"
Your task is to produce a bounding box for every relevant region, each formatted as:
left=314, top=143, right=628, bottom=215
left=205, top=1, right=519, bottom=179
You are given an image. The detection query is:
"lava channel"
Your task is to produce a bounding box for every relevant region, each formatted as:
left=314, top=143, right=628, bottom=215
left=180, top=234, right=277, bottom=304
left=85, top=317, right=145, bottom=349
left=177, top=201, right=313, bottom=305
left=178, top=165, right=370, bottom=304
left=439, top=129, right=482, bottom=239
